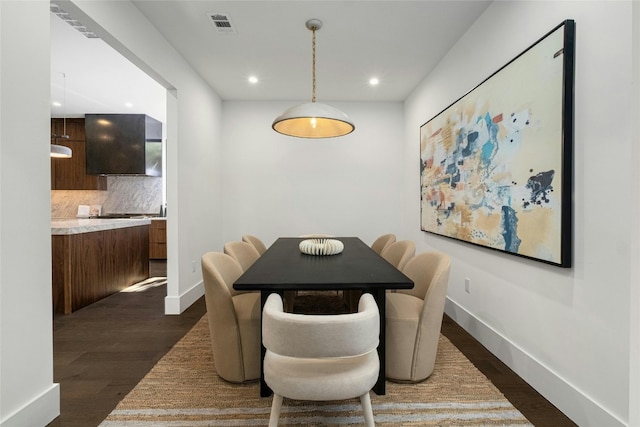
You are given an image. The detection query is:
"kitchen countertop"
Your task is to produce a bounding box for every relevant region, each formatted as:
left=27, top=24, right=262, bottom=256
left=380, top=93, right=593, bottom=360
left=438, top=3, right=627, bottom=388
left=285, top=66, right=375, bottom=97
left=51, top=218, right=152, bottom=235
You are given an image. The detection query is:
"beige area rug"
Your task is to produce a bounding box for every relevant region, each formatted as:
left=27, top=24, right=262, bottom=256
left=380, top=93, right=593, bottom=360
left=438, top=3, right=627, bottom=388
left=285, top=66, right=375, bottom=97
left=99, top=313, right=533, bottom=426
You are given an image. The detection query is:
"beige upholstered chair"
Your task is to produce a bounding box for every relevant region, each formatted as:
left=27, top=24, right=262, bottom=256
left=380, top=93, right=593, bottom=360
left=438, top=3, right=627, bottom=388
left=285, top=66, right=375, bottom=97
left=385, top=251, right=451, bottom=383
left=371, top=233, right=396, bottom=254
left=201, top=252, right=261, bottom=383
left=263, top=293, right=380, bottom=427
left=381, top=240, right=416, bottom=271
left=223, top=241, right=260, bottom=272
left=242, top=234, right=267, bottom=255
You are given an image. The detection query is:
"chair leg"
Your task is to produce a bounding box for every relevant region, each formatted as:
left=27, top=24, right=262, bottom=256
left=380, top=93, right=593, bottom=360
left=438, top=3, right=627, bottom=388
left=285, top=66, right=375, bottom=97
left=360, top=392, right=375, bottom=427
left=269, top=393, right=283, bottom=427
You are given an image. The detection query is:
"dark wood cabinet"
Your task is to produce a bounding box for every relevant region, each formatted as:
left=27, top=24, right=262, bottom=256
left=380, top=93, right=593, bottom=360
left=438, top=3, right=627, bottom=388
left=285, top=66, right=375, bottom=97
left=149, top=219, right=167, bottom=259
left=51, top=118, right=107, bottom=190
left=52, top=224, right=150, bottom=314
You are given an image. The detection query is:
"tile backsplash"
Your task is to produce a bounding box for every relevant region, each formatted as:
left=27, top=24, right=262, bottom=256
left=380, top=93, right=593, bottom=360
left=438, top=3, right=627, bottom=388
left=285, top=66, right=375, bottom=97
left=52, top=176, right=163, bottom=218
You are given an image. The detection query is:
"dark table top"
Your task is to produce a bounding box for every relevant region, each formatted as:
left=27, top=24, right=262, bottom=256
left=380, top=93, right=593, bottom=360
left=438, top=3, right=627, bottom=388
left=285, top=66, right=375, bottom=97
left=233, top=237, right=413, bottom=291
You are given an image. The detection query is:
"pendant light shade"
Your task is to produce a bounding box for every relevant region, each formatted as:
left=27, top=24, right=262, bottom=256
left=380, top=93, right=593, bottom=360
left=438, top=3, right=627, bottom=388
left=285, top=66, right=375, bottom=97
left=50, top=143, right=72, bottom=158
left=51, top=72, right=73, bottom=158
left=272, top=102, right=354, bottom=138
left=272, top=19, right=354, bottom=139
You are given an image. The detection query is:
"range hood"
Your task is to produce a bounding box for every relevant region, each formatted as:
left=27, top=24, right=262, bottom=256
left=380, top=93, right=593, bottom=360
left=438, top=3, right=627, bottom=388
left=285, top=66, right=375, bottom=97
left=85, top=114, right=162, bottom=176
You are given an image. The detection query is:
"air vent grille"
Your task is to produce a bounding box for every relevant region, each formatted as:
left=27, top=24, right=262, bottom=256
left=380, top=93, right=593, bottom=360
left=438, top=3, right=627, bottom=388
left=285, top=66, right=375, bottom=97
left=51, top=3, right=99, bottom=38
left=208, top=13, right=237, bottom=34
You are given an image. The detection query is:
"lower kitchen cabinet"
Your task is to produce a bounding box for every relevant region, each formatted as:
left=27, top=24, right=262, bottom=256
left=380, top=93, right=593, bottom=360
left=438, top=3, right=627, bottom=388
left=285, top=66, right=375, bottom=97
left=52, top=223, right=149, bottom=315
left=149, top=219, right=167, bottom=259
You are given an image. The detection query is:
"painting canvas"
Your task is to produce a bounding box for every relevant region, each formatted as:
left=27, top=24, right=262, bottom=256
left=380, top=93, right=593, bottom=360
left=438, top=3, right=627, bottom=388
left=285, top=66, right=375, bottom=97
left=420, top=20, right=574, bottom=267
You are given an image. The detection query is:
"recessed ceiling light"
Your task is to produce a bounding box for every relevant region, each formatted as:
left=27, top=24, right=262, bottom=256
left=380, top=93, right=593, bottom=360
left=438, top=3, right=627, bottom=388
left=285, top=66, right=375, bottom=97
left=248, top=76, right=259, bottom=84
left=125, top=102, right=133, bottom=108
left=369, top=77, right=380, bottom=86
left=52, top=101, right=62, bottom=107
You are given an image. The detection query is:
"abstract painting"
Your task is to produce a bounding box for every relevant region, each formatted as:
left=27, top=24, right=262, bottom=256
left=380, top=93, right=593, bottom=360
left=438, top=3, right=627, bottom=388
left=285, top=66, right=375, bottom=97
left=420, top=20, right=574, bottom=267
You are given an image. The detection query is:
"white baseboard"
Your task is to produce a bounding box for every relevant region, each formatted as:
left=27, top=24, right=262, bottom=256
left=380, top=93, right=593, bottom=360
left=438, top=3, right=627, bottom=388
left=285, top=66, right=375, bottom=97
left=445, top=298, right=625, bottom=427
left=0, top=383, right=59, bottom=427
left=164, top=280, right=204, bottom=315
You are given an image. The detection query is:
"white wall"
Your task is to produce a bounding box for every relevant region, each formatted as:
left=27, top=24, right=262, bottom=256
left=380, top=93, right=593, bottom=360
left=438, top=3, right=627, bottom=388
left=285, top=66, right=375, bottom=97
left=3, top=1, right=633, bottom=425
left=630, top=2, right=640, bottom=426
left=403, top=2, right=632, bottom=426
left=0, top=2, right=59, bottom=426
left=60, top=0, right=224, bottom=314
left=221, top=101, right=404, bottom=246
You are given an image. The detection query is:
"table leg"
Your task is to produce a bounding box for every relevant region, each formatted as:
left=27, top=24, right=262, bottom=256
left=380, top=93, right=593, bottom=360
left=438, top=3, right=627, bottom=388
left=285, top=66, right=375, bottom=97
left=260, top=290, right=272, bottom=397
left=371, top=288, right=386, bottom=395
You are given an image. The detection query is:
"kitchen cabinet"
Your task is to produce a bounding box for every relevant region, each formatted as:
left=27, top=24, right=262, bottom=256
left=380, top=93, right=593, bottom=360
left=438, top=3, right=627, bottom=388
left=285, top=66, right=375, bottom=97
left=52, top=219, right=150, bottom=314
left=51, top=118, right=107, bottom=190
left=149, top=219, right=167, bottom=259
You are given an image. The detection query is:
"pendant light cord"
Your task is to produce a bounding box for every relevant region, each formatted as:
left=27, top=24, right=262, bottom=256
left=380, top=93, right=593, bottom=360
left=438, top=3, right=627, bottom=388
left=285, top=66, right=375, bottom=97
left=271, top=18, right=354, bottom=138
left=311, top=26, right=316, bottom=103
left=62, top=72, right=67, bottom=136
left=52, top=72, right=69, bottom=140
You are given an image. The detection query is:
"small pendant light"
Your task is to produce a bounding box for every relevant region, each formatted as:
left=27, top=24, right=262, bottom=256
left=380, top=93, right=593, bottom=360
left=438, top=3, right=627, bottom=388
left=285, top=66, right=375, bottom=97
left=272, top=19, right=354, bottom=139
left=51, top=72, right=72, bottom=158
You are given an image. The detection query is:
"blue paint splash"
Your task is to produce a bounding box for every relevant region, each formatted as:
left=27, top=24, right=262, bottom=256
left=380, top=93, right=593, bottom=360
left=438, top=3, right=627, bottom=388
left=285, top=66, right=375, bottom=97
left=501, top=206, right=521, bottom=253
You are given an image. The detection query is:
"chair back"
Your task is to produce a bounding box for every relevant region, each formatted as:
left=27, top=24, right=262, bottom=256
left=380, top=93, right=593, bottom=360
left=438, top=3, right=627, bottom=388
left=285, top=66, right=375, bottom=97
left=242, top=234, right=267, bottom=255
left=385, top=251, right=451, bottom=382
left=202, top=251, right=245, bottom=299
left=371, top=233, right=396, bottom=254
left=398, top=251, right=451, bottom=300
left=224, top=241, right=260, bottom=272
left=263, top=293, right=379, bottom=359
left=401, top=251, right=451, bottom=381
left=201, top=252, right=255, bottom=382
left=381, top=240, right=416, bottom=271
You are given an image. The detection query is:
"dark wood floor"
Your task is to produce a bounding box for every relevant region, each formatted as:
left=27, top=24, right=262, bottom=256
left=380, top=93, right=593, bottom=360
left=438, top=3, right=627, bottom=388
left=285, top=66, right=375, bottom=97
left=48, top=260, right=575, bottom=427
left=48, top=261, right=206, bottom=427
left=440, top=316, right=576, bottom=426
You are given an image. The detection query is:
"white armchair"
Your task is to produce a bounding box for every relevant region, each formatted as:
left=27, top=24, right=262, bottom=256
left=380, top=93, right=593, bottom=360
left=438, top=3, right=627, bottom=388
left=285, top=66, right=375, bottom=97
left=262, top=292, right=380, bottom=427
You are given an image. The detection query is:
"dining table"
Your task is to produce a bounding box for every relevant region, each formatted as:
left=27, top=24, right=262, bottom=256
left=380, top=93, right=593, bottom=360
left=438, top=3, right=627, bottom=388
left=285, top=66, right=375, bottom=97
left=233, top=237, right=414, bottom=397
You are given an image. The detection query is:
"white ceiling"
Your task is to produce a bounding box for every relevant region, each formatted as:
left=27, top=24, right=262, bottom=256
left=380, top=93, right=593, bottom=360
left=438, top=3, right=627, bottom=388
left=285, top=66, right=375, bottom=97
left=51, top=1, right=492, bottom=120
left=50, top=11, right=167, bottom=122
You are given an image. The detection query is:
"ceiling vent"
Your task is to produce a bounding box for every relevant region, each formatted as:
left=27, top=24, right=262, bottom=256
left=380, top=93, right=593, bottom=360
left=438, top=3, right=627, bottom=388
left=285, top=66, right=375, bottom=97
left=50, top=3, right=99, bottom=39
left=208, top=13, right=237, bottom=34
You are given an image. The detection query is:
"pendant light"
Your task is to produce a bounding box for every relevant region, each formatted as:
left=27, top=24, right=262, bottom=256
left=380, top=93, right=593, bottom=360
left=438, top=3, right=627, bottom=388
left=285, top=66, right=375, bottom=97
left=272, top=19, right=354, bottom=139
left=50, top=72, right=72, bottom=158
